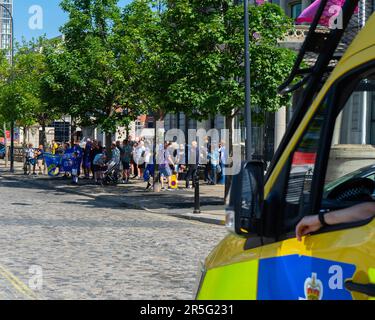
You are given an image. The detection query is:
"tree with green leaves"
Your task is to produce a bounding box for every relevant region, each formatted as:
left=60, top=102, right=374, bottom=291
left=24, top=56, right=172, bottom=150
left=114, top=0, right=166, bottom=190
left=44, top=0, right=131, bottom=147
left=148, top=1, right=296, bottom=196
left=157, top=1, right=296, bottom=130
left=113, top=0, right=163, bottom=133
left=0, top=51, right=10, bottom=158
left=0, top=50, right=10, bottom=120
left=0, top=39, right=61, bottom=147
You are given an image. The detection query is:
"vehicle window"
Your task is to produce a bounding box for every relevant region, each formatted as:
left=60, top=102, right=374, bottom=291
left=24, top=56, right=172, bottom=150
left=284, top=100, right=328, bottom=228
left=324, top=73, right=375, bottom=203
left=283, top=71, right=375, bottom=232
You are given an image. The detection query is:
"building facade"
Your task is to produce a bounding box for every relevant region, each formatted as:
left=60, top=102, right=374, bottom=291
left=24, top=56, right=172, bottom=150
left=0, top=0, right=13, bottom=63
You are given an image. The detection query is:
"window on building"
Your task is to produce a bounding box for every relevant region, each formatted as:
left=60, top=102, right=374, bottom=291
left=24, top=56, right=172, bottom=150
left=135, top=121, right=144, bottom=134
left=1, top=34, right=11, bottom=49
left=338, top=79, right=375, bottom=145
left=2, top=20, right=11, bottom=34
left=52, top=121, right=71, bottom=143
left=291, top=2, right=302, bottom=19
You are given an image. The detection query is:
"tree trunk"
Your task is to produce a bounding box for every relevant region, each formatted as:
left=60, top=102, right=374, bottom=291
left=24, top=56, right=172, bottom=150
left=22, top=127, right=28, bottom=166
left=23, top=126, right=28, bottom=146
left=4, top=122, right=8, bottom=168
left=40, top=122, right=47, bottom=147
left=70, top=117, right=76, bottom=146
left=224, top=114, right=234, bottom=202
left=153, top=116, right=161, bottom=193
left=10, top=121, right=14, bottom=172
left=105, top=132, right=113, bottom=158
left=125, top=124, right=130, bottom=139
left=153, top=109, right=165, bottom=192
left=184, top=113, right=189, bottom=165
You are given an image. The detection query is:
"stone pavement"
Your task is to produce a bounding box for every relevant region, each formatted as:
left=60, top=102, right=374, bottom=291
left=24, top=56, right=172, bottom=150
left=0, top=173, right=227, bottom=299
left=0, top=161, right=227, bottom=226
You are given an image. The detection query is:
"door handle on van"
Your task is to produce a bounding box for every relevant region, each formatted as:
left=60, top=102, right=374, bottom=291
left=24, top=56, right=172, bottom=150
left=345, top=280, right=375, bottom=297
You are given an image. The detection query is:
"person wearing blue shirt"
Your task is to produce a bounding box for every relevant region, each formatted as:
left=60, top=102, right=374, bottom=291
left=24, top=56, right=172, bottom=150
left=208, top=143, right=220, bottom=185
left=73, top=141, right=83, bottom=178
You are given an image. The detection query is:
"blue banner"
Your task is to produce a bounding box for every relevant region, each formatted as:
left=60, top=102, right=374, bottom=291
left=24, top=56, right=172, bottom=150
left=61, top=148, right=75, bottom=173
left=62, top=148, right=82, bottom=174
left=44, top=153, right=62, bottom=177
left=44, top=147, right=83, bottom=177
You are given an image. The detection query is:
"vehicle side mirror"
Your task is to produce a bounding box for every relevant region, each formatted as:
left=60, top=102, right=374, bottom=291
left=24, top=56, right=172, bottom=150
left=226, top=161, right=265, bottom=236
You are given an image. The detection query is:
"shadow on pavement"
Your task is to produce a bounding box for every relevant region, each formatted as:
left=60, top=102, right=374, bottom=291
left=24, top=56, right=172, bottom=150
left=1, top=172, right=226, bottom=222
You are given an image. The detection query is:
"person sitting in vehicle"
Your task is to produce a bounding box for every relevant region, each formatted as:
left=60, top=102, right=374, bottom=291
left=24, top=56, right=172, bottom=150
left=296, top=202, right=375, bottom=241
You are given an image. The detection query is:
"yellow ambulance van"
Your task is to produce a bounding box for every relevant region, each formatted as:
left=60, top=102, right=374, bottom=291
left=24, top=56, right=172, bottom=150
left=196, top=0, right=375, bottom=300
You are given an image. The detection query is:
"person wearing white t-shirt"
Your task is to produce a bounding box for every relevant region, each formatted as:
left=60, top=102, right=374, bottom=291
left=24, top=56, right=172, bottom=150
left=134, top=141, right=146, bottom=179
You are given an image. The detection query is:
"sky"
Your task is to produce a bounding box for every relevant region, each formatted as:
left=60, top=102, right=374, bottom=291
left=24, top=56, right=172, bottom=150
left=13, top=0, right=132, bottom=44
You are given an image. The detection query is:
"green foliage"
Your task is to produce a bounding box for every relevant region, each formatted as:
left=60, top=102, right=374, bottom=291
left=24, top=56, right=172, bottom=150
left=114, top=0, right=162, bottom=116
left=0, top=39, right=61, bottom=130
left=155, top=1, right=296, bottom=123
left=0, top=1, right=297, bottom=133
left=43, top=0, right=130, bottom=133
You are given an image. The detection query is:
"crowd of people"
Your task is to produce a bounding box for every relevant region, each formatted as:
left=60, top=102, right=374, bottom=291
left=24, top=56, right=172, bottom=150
left=23, top=135, right=228, bottom=190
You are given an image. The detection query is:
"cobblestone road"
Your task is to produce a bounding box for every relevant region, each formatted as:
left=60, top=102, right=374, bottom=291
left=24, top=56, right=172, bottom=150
left=0, top=175, right=226, bottom=300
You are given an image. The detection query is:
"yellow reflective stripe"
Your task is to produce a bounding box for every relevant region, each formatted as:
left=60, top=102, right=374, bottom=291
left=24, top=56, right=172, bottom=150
left=197, top=260, right=258, bottom=300
left=369, top=268, right=375, bottom=283
left=369, top=268, right=375, bottom=300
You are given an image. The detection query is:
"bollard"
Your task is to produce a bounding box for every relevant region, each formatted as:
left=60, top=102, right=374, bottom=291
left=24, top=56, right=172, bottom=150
left=193, top=167, right=201, bottom=214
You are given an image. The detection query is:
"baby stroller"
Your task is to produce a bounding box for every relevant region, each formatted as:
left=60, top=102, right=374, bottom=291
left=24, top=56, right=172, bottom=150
left=103, top=158, right=121, bottom=185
